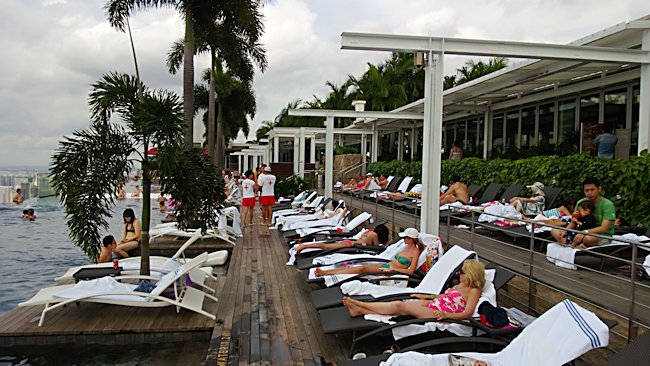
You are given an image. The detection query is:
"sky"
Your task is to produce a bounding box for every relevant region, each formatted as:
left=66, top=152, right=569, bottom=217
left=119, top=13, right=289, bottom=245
left=1, top=0, right=649, bottom=169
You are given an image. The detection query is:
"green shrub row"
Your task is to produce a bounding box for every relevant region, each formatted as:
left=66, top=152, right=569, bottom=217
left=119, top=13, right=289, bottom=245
left=275, top=175, right=306, bottom=198
left=368, top=153, right=650, bottom=227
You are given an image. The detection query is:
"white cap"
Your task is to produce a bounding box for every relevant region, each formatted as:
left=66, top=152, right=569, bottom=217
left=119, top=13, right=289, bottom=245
left=398, top=227, right=420, bottom=239
left=366, top=172, right=373, bottom=176
left=526, top=182, right=544, bottom=193
left=264, top=166, right=272, bottom=172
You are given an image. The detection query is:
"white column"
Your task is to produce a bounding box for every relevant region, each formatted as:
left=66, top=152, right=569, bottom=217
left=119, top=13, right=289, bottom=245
left=360, top=133, right=368, bottom=174
left=243, top=153, right=249, bottom=173
left=639, top=29, right=650, bottom=155
left=410, top=123, right=416, bottom=160
left=420, top=52, right=444, bottom=235
left=310, top=137, right=316, bottom=164
left=237, top=155, right=242, bottom=173
left=273, top=136, right=279, bottom=162
left=298, top=127, right=306, bottom=179
left=325, top=116, right=334, bottom=198
left=397, top=128, right=404, bottom=161
left=483, top=108, right=490, bottom=159
left=253, top=154, right=259, bottom=171
left=293, top=135, right=299, bottom=175
left=371, top=124, right=379, bottom=162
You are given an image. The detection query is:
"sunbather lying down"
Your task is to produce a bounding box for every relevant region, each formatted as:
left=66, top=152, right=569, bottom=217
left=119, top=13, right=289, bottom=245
left=343, top=260, right=484, bottom=321
left=313, top=228, right=422, bottom=277
left=378, top=184, right=422, bottom=201
left=295, top=224, right=390, bottom=254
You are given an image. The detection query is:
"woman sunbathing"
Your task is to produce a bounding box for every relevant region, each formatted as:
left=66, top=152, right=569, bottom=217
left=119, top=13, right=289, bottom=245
left=295, top=224, right=390, bottom=254
left=313, top=228, right=422, bottom=277
left=343, top=260, right=485, bottom=321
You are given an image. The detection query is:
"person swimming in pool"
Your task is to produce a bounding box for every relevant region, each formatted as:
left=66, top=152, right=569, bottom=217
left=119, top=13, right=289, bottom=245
left=313, top=227, right=422, bottom=277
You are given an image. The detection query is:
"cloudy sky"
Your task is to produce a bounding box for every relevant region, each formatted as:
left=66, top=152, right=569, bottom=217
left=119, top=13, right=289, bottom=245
left=1, top=0, right=649, bottom=169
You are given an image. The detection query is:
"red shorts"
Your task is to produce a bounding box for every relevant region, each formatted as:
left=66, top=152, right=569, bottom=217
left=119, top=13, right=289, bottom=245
left=242, top=197, right=256, bottom=207
left=258, top=195, right=275, bottom=206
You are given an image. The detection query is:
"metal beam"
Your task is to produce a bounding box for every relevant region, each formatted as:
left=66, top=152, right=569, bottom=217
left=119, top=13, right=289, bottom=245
left=640, top=29, right=650, bottom=154
left=325, top=116, right=334, bottom=198
left=341, top=32, right=650, bottom=64
left=289, top=109, right=424, bottom=120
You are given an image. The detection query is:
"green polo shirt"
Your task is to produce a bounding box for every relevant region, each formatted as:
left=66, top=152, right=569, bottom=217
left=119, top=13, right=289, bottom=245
left=575, top=197, right=616, bottom=237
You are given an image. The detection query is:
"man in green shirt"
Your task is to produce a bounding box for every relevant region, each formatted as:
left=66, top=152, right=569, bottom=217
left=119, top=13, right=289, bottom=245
left=551, top=177, right=616, bottom=247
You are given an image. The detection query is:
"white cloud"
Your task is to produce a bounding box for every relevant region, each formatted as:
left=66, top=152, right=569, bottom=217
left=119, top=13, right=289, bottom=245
left=2, top=0, right=650, bottom=167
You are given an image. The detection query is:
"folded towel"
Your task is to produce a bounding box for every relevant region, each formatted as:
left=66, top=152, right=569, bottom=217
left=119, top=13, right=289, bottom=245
left=546, top=243, right=578, bottom=270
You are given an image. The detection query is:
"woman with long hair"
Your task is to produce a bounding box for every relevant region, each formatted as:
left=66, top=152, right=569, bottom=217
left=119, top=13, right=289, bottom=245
left=114, top=208, right=141, bottom=258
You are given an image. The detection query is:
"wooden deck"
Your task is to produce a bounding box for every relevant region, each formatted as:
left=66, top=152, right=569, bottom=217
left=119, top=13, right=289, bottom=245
left=203, top=217, right=383, bottom=365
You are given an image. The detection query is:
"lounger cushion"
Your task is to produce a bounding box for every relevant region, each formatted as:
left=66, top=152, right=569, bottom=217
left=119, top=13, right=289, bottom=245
left=204, top=250, right=229, bottom=266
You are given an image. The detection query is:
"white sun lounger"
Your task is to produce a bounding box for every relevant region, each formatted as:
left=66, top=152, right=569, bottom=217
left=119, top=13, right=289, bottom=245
left=294, top=211, right=370, bottom=238
left=379, top=300, right=609, bottom=366
left=55, top=232, right=228, bottom=282
left=20, top=252, right=217, bottom=326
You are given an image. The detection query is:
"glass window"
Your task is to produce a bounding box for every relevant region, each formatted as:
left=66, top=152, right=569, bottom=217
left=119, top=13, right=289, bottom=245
left=505, top=110, right=519, bottom=149
left=492, top=114, right=504, bottom=153
left=456, top=121, right=466, bottom=151
left=604, top=88, right=627, bottom=131
left=632, top=87, right=639, bottom=155
left=580, top=94, right=599, bottom=124
left=476, top=118, right=484, bottom=155
left=538, top=103, right=555, bottom=146
left=580, top=94, right=600, bottom=154
left=558, top=99, right=576, bottom=144
left=466, top=118, right=478, bottom=154
left=521, top=107, right=536, bottom=148
left=444, top=122, right=455, bottom=154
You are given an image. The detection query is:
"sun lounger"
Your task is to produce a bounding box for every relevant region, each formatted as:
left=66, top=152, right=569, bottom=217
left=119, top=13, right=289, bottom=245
left=342, top=300, right=609, bottom=366
left=310, top=245, right=475, bottom=309
left=20, top=252, right=217, bottom=326
left=546, top=232, right=650, bottom=270
left=439, top=183, right=503, bottom=221
left=55, top=232, right=227, bottom=282
left=286, top=211, right=372, bottom=241
left=318, top=266, right=513, bottom=355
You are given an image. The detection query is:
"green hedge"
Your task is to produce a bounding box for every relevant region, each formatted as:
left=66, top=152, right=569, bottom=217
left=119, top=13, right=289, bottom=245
left=275, top=175, right=306, bottom=198
left=368, top=153, right=650, bottom=227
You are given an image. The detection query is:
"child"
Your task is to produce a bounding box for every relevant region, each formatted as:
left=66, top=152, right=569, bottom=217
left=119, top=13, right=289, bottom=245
left=26, top=208, right=36, bottom=220
left=97, top=235, right=117, bottom=263
left=561, top=200, right=597, bottom=248
left=241, top=170, right=256, bottom=228
left=21, top=209, right=29, bottom=219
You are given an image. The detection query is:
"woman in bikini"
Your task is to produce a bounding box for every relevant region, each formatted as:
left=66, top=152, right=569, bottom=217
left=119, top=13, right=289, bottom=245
left=313, top=228, right=422, bottom=277
left=295, top=224, right=390, bottom=254
left=343, top=260, right=485, bottom=321
left=114, top=208, right=141, bottom=258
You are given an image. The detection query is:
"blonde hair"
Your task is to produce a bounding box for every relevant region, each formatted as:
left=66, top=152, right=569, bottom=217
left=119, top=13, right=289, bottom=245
left=462, top=260, right=486, bottom=289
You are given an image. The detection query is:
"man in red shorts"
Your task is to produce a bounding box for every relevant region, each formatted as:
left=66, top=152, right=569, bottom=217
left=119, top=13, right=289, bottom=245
left=257, top=166, right=276, bottom=226
left=241, top=170, right=256, bottom=228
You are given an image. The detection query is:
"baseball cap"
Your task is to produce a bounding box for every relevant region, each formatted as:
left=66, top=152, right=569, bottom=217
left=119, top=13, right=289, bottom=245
left=398, top=227, right=420, bottom=239
left=264, top=166, right=272, bottom=172
left=366, top=173, right=373, bottom=176
left=526, top=182, right=544, bottom=192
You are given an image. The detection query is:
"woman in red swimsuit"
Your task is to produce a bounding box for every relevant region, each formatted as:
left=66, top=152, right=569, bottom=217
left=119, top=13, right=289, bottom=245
left=295, top=224, right=390, bottom=254
left=342, top=260, right=485, bottom=321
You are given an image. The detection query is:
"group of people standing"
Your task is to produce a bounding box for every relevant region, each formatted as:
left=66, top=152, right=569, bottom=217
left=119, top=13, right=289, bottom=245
left=225, top=164, right=276, bottom=230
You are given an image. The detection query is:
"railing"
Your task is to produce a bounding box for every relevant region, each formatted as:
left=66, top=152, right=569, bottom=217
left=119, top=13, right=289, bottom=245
left=445, top=207, right=649, bottom=343
left=333, top=190, right=650, bottom=345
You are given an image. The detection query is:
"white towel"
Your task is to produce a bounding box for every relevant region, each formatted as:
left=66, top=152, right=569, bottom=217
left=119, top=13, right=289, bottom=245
left=546, top=243, right=578, bottom=270
left=54, top=277, right=143, bottom=302
left=440, top=201, right=463, bottom=211
left=478, top=203, right=521, bottom=223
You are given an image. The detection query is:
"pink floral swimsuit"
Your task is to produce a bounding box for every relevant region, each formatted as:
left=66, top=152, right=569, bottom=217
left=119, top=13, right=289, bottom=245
left=427, top=287, right=466, bottom=313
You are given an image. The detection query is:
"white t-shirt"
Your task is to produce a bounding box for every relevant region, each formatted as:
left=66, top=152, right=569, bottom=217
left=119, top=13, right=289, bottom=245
left=257, top=173, right=276, bottom=197
left=241, top=178, right=256, bottom=198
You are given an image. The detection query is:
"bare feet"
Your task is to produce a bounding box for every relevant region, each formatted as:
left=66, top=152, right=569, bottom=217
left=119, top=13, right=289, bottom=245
left=343, top=297, right=363, bottom=317
left=314, top=268, right=327, bottom=276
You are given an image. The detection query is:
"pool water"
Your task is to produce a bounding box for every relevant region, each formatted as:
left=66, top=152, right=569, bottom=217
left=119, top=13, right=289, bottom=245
left=0, top=188, right=193, bottom=365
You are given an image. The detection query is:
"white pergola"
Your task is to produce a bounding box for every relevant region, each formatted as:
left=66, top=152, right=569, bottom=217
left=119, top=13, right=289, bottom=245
left=231, top=145, right=269, bottom=173
left=267, top=126, right=375, bottom=179
left=337, top=26, right=650, bottom=235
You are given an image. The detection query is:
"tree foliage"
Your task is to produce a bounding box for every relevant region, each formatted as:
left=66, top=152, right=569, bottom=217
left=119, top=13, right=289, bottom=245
left=51, top=72, right=224, bottom=270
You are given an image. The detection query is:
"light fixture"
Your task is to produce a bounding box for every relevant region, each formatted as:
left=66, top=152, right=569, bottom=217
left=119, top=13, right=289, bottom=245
left=414, top=52, right=425, bottom=68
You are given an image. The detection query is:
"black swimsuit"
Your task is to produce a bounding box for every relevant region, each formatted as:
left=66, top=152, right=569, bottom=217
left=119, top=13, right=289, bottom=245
left=125, top=222, right=141, bottom=243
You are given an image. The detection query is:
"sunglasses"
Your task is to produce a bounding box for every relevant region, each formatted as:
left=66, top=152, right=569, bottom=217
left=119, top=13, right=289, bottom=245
left=459, top=269, right=465, bottom=275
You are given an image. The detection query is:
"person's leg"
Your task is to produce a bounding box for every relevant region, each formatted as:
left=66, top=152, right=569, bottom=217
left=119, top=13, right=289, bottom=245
left=296, top=241, right=350, bottom=254
left=440, top=193, right=458, bottom=205
left=576, top=234, right=602, bottom=248
left=314, top=263, right=380, bottom=276
left=114, top=240, right=139, bottom=258
left=242, top=206, right=249, bottom=228
left=267, top=205, right=273, bottom=226
left=550, top=228, right=567, bottom=243
left=344, top=297, right=432, bottom=318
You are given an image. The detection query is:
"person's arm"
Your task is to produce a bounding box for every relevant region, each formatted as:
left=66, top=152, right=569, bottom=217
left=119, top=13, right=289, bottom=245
left=587, top=219, right=611, bottom=235
left=588, top=201, right=616, bottom=235
left=439, top=287, right=481, bottom=320
left=134, top=220, right=142, bottom=240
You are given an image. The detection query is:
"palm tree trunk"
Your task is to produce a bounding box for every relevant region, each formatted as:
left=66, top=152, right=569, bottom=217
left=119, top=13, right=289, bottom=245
left=215, top=60, right=225, bottom=167
left=183, top=8, right=195, bottom=147
left=208, top=51, right=216, bottom=163
left=140, top=146, right=151, bottom=276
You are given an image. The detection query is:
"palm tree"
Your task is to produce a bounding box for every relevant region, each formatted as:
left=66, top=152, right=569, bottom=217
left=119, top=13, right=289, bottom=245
left=51, top=72, right=224, bottom=274
left=455, top=57, right=508, bottom=85
left=165, top=0, right=267, bottom=166
left=256, top=120, right=275, bottom=142
left=195, top=67, right=257, bottom=148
